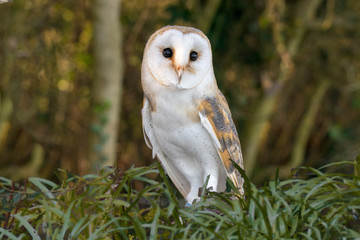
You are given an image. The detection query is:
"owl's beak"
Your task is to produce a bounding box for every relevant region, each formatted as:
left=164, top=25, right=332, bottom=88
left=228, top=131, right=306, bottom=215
left=175, top=66, right=184, bottom=83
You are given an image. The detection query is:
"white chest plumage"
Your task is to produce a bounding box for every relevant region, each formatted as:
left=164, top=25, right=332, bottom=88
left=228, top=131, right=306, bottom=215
left=153, top=89, right=227, bottom=186
left=141, top=25, right=245, bottom=204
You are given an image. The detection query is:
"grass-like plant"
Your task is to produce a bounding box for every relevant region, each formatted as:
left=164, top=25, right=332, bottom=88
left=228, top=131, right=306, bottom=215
left=1, top=159, right=360, bottom=239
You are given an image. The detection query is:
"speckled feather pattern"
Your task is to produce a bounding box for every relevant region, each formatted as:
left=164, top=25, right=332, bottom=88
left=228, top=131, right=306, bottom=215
left=198, top=91, right=244, bottom=196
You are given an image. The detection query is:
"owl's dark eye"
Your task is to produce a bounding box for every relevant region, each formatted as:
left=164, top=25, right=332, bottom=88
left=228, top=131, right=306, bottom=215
left=190, top=51, right=198, bottom=61
left=162, top=48, right=173, bottom=58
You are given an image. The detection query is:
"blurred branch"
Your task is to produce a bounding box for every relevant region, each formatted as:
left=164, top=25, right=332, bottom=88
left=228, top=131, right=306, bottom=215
left=255, top=80, right=331, bottom=183
left=290, top=80, right=331, bottom=168
left=266, top=0, right=293, bottom=70
left=0, top=97, right=12, bottom=149
left=287, top=0, right=323, bottom=58
left=196, top=0, right=222, bottom=33
left=244, top=0, right=324, bottom=177
left=0, top=143, right=44, bottom=180
left=124, top=0, right=151, bottom=56
left=0, top=38, right=16, bottom=150
left=344, top=82, right=360, bottom=93
left=306, top=17, right=357, bottom=31
left=14, top=109, right=60, bottom=146
left=322, top=0, right=335, bottom=30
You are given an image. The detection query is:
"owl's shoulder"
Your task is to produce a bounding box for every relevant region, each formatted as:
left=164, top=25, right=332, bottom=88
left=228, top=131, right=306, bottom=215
left=198, top=89, right=240, bottom=147
left=198, top=90, right=231, bottom=119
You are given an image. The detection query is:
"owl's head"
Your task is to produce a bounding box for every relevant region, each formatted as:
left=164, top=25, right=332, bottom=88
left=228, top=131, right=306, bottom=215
left=142, top=26, right=213, bottom=90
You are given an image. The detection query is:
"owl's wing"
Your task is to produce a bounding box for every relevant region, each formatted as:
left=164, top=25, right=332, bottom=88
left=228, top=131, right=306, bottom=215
left=198, top=91, right=244, bottom=196
left=142, top=97, right=190, bottom=198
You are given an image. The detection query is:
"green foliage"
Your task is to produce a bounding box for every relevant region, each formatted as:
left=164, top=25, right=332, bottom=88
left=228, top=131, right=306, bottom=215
left=1, top=161, right=359, bottom=239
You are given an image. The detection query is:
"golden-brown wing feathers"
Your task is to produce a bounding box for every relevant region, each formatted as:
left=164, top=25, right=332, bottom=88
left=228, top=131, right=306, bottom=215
left=198, top=90, right=244, bottom=196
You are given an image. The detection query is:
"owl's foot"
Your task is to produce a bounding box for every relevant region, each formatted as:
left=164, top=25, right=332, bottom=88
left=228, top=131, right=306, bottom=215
left=185, top=202, right=192, bottom=207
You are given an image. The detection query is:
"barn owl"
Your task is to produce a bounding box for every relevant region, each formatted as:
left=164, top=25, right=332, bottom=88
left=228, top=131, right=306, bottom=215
left=141, top=25, right=244, bottom=204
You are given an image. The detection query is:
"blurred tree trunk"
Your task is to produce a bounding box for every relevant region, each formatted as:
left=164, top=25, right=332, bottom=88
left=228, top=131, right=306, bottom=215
left=196, top=0, right=222, bottom=33
left=91, top=0, right=124, bottom=170
left=244, top=0, right=323, bottom=176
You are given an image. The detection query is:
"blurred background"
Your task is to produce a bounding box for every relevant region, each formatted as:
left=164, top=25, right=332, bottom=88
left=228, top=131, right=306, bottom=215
left=0, top=0, right=359, bottom=184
